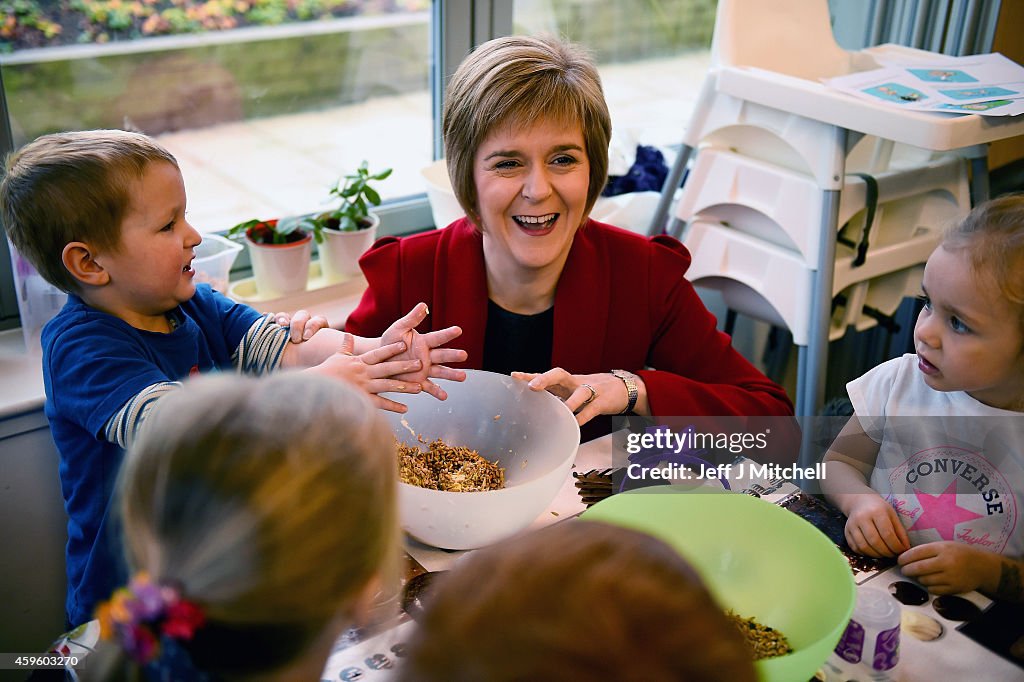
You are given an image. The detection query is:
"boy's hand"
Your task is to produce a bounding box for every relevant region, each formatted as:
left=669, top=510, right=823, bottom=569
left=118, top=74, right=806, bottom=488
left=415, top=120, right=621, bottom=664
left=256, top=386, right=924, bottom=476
left=845, top=494, right=911, bottom=557
left=380, top=303, right=468, bottom=401
left=898, top=541, right=999, bottom=595
left=274, top=309, right=329, bottom=343
left=308, top=333, right=424, bottom=413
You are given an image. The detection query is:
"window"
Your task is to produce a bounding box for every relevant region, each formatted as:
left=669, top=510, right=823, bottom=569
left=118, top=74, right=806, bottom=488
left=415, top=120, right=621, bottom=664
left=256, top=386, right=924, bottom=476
left=512, top=0, right=714, bottom=150
left=0, top=0, right=716, bottom=330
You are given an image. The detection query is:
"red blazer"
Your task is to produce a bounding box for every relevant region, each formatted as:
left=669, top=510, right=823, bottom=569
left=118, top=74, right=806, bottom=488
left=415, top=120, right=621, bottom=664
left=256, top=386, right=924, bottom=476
left=346, top=218, right=793, bottom=417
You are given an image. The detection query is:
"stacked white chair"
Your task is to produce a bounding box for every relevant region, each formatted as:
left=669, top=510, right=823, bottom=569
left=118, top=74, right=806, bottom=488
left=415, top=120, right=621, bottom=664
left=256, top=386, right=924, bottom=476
left=680, top=146, right=969, bottom=347
left=649, top=0, right=1024, bottom=422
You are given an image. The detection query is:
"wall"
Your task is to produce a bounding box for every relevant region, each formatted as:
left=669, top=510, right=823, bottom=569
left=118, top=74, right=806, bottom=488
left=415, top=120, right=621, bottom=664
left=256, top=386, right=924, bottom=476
left=0, top=409, right=66, bottom=671
left=515, top=0, right=716, bottom=60
left=988, top=0, right=1024, bottom=171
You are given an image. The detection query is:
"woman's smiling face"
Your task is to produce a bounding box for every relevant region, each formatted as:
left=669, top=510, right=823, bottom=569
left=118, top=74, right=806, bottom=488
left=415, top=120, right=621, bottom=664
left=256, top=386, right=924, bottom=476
left=473, top=117, right=590, bottom=278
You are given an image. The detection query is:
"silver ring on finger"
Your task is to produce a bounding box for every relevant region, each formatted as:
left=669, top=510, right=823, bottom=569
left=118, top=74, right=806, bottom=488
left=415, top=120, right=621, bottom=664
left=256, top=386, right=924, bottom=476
left=573, top=383, right=598, bottom=414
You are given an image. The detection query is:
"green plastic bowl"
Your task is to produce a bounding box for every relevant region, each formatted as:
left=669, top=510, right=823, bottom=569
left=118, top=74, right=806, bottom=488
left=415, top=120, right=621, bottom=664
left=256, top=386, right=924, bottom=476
left=583, top=489, right=855, bottom=682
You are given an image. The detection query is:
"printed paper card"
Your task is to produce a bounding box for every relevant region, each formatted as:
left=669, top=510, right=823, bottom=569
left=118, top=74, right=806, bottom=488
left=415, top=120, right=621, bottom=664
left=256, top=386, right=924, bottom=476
left=824, top=52, right=1024, bottom=116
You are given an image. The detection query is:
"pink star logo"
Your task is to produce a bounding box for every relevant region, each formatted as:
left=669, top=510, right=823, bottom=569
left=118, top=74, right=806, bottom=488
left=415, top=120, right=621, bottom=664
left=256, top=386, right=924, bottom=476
left=908, top=480, right=984, bottom=540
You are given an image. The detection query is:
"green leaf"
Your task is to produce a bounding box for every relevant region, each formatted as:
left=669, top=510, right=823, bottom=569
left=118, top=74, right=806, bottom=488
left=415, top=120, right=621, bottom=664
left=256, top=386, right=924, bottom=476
left=363, top=186, right=381, bottom=205
left=275, top=215, right=304, bottom=235
left=227, top=218, right=262, bottom=238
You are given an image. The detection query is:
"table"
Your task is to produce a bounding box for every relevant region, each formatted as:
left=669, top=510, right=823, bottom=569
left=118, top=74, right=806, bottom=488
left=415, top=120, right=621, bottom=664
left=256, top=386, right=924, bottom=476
left=322, top=433, right=1024, bottom=681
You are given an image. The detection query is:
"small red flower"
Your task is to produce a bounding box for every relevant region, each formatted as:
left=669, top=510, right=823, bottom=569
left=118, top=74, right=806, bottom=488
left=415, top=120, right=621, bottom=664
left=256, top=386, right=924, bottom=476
left=161, top=600, right=206, bottom=640
left=128, top=624, right=159, bottom=664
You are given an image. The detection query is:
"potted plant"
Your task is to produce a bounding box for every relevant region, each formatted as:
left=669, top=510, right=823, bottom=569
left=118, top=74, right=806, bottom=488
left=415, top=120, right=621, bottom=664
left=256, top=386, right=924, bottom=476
left=314, top=161, right=392, bottom=284
left=228, top=215, right=317, bottom=298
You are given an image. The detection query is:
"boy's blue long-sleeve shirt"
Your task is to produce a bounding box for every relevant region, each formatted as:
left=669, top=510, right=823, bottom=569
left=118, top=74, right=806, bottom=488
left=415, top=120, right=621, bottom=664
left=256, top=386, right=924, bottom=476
left=42, top=284, right=261, bottom=627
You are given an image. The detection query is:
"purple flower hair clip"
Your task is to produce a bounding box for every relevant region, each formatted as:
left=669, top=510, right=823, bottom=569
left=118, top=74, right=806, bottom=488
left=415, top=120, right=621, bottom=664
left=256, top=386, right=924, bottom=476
left=96, top=572, right=206, bottom=665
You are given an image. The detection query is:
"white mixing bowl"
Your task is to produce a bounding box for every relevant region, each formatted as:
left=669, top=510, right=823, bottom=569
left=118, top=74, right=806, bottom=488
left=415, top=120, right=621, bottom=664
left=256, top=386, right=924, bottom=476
left=385, top=370, right=580, bottom=550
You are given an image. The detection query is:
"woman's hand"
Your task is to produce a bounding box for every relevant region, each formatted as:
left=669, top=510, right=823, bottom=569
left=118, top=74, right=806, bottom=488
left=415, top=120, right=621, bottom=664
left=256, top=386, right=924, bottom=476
left=843, top=494, right=911, bottom=558
left=273, top=309, right=330, bottom=343
left=511, top=368, right=647, bottom=425
left=380, top=303, right=468, bottom=400
left=898, top=541, right=1001, bottom=595
left=307, top=332, right=425, bottom=412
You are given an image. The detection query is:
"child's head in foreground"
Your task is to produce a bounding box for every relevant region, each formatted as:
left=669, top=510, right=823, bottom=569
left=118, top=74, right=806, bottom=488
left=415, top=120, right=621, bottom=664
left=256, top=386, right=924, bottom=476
left=398, top=519, right=757, bottom=682
left=98, top=372, right=400, bottom=679
left=916, top=193, right=1024, bottom=410
left=0, top=129, right=201, bottom=326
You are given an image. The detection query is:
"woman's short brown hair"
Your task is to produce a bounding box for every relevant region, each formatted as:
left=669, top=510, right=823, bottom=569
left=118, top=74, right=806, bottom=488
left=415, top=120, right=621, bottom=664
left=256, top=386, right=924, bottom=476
left=398, top=520, right=757, bottom=682
left=442, top=35, right=612, bottom=227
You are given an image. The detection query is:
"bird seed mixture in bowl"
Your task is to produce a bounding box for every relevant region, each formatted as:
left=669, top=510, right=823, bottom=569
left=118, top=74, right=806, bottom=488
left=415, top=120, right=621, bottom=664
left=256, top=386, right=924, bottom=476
left=397, top=437, right=506, bottom=493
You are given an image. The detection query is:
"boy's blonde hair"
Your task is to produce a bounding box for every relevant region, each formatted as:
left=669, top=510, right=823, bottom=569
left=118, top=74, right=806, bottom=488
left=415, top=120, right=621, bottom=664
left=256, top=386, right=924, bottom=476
left=0, top=129, right=178, bottom=293
left=399, top=520, right=757, bottom=682
left=442, top=35, right=612, bottom=227
left=943, top=192, right=1024, bottom=313
left=119, top=373, right=399, bottom=677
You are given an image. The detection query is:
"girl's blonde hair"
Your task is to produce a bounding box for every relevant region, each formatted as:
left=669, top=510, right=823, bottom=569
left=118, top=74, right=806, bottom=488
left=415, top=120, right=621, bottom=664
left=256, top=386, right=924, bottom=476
left=442, top=34, right=612, bottom=227
left=118, top=373, right=399, bottom=677
left=943, top=192, right=1024, bottom=312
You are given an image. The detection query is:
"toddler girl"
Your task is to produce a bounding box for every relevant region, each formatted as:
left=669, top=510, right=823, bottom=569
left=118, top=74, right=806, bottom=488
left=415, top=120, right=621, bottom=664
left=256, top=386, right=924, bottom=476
left=823, top=194, right=1024, bottom=601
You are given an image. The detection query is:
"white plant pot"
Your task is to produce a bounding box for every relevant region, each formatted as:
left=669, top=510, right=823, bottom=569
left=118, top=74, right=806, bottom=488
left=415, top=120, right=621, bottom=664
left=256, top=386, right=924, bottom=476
left=317, top=214, right=379, bottom=284
left=246, top=233, right=313, bottom=298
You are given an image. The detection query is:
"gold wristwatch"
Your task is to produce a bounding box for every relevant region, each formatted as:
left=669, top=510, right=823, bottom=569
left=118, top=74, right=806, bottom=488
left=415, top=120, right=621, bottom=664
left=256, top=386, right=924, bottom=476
left=611, top=369, right=639, bottom=414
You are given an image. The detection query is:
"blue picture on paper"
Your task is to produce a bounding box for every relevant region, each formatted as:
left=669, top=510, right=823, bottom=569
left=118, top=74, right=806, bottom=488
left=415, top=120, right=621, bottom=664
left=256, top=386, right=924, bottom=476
left=908, top=68, right=977, bottom=83
left=939, top=86, right=1017, bottom=100
left=864, top=83, right=928, bottom=104
left=938, top=99, right=1013, bottom=112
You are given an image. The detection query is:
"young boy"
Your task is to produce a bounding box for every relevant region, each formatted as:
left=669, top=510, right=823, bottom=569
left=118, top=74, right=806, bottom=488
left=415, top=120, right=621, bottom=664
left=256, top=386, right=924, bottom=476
left=0, top=129, right=466, bottom=627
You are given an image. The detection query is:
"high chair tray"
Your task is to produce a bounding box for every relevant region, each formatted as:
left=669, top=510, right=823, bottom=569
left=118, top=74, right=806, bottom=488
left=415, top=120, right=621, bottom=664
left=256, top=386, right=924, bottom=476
left=716, top=63, right=1024, bottom=151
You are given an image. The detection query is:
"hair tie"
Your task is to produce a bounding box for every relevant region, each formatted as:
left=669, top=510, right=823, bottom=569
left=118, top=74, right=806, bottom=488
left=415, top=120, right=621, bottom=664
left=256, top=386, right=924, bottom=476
left=96, top=572, right=206, bottom=665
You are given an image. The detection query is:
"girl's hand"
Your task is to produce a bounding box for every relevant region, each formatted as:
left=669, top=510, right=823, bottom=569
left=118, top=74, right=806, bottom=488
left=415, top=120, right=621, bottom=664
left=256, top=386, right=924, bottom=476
left=307, top=333, right=424, bottom=412
left=512, top=368, right=646, bottom=426
left=273, top=309, right=330, bottom=343
left=844, top=494, right=911, bottom=557
left=898, top=541, right=1000, bottom=595
left=380, top=303, right=468, bottom=400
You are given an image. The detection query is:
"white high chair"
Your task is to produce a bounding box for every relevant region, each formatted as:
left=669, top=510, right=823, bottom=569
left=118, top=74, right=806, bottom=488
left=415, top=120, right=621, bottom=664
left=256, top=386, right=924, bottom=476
left=649, top=0, right=1024, bottom=420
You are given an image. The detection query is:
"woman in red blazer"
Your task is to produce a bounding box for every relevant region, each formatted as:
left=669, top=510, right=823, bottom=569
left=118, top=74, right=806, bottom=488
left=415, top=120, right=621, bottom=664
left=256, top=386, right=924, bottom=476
left=346, top=35, right=792, bottom=428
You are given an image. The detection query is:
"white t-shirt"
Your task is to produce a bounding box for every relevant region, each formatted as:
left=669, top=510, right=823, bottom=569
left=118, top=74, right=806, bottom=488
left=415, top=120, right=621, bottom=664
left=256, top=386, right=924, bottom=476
left=848, top=354, right=1024, bottom=556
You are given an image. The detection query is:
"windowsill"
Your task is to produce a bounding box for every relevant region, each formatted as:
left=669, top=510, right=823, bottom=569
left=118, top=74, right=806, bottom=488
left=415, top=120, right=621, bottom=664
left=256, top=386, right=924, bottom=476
left=0, top=277, right=368, bottom=421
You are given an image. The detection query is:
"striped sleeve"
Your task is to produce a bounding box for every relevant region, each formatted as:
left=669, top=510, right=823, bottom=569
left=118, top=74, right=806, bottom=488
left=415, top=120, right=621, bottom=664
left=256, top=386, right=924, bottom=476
left=234, top=314, right=290, bottom=375
left=103, top=381, right=182, bottom=450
